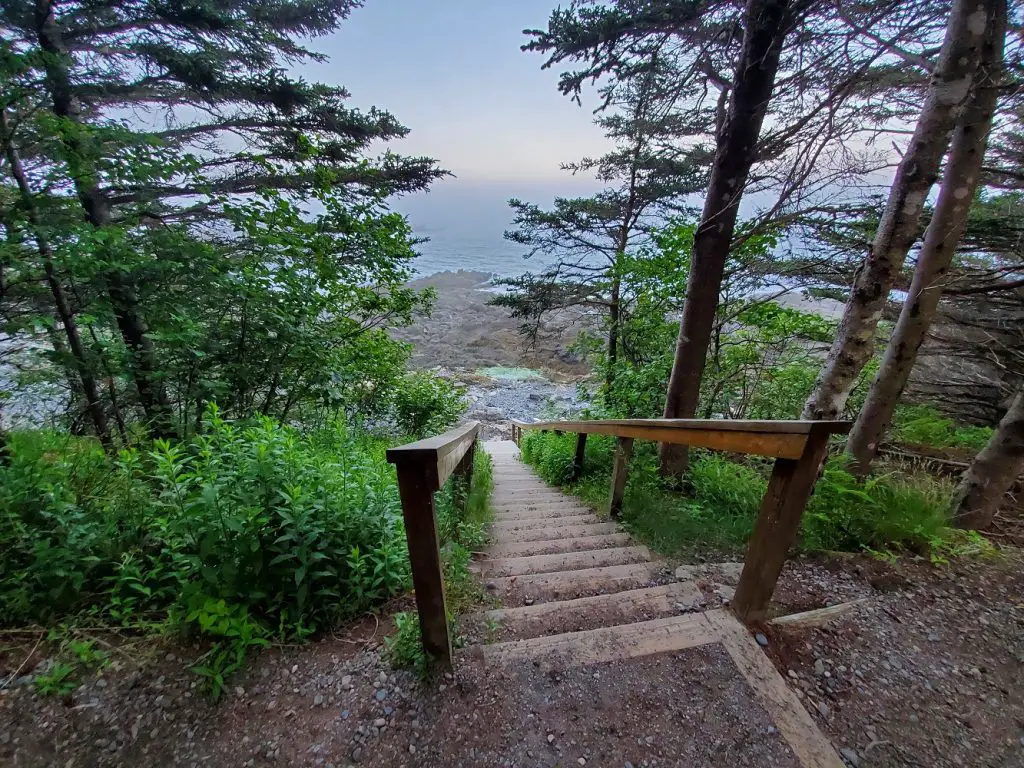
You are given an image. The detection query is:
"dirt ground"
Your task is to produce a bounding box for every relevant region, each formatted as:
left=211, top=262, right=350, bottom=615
left=3, top=554, right=1022, bottom=768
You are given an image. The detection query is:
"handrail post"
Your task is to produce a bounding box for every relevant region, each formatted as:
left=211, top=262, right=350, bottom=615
left=453, top=441, right=475, bottom=513
left=732, top=424, right=832, bottom=623
left=392, top=462, right=452, bottom=669
left=609, top=436, right=634, bottom=518
left=571, top=432, right=587, bottom=481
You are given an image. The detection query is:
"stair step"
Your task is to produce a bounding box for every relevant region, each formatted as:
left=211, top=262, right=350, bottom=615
left=480, top=611, right=720, bottom=667
left=483, top=582, right=703, bottom=639
left=489, top=522, right=621, bottom=544
left=489, top=562, right=665, bottom=602
left=486, top=533, right=632, bottom=557
left=477, top=546, right=652, bottom=578
left=490, top=515, right=596, bottom=532
left=493, top=507, right=593, bottom=521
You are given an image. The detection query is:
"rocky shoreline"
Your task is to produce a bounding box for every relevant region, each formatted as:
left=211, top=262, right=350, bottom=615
left=392, top=271, right=597, bottom=437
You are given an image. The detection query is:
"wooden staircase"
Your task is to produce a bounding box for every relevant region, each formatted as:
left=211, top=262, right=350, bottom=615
left=474, top=440, right=847, bottom=768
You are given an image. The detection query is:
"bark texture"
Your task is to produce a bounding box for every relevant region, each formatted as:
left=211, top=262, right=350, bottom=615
left=953, top=388, right=1024, bottom=529
left=846, top=0, right=1006, bottom=476
left=659, top=0, right=792, bottom=478
left=1, top=110, right=113, bottom=449
left=802, top=0, right=990, bottom=422
left=35, top=0, right=176, bottom=439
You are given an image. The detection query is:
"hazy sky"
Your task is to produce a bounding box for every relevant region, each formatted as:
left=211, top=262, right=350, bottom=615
left=299, top=0, right=611, bottom=184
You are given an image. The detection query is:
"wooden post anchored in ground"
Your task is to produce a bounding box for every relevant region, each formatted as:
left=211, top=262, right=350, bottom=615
left=387, top=422, right=480, bottom=671
left=453, top=444, right=475, bottom=512
left=392, top=463, right=451, bottom=668
left=609, top=436, right=634, bottom=518
left=732, top=424, right=832, bottom=623
left=571, top=433, right=587, bottom=481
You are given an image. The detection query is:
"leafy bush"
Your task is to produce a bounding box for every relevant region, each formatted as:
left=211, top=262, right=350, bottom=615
left=891, top=405, right=993, bottom=452
left=391, top=372, right=467, bottom=438
left=1, top=415, right=410, bottom=654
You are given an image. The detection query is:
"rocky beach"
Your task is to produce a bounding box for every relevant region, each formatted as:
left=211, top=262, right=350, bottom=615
left=392, top=271, right=597, bottom=437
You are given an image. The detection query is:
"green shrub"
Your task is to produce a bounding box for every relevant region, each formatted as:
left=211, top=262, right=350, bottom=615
left=891, top=405, right=993, bottom=452
left=0, top=413, right=411, bottom=638
left=391, top=372, right=466, bottom=438
left=519, top=430, right=962, bottom=559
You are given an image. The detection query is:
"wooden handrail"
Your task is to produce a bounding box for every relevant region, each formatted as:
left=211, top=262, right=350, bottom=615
left=510, top=418, right=850, bottom=459
left=386, top=421, right=481, bottom=670
left=510, top=417, right=851, bottom=624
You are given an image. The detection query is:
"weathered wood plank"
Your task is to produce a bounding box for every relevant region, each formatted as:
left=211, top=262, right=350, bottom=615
left=572, top=432, right=588, bottom=480
left=609, top=436, right=634, bottom=518
left=769, top=599, right=871, bottom=629
left=387, top=421, right=480, bottom=487
left=393, top=464, right=451, bottom=669
left=481, top=613, right=720, bottom=667
left=732, top=424, right=833, bottom=623
left=708, top=611, right=846, bottom=768
left=515, top=420, right=809, bottom=458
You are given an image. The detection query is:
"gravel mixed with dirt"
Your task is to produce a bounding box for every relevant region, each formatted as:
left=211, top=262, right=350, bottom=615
left=3, top=555, right=1022, bottom=767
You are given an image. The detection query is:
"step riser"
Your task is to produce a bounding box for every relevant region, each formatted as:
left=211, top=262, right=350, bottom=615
left=482, top=583, right=703, bottom=640
left=481, top=612, right=720, bottom=667
left=490, top=563, right=664, bottom=601
left=486, top=533, right=632, bottom=557
left=477, top=546, right=652, bottom=578
left=490, top=515, right=596, bottom=532
left=493, top=509, right=593, bottom=521
left=489, top=523, right=621, bottom=543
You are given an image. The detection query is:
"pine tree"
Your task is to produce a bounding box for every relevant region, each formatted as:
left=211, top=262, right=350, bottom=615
left=0, top=0, right=444, bottom=439
left=493, top=61, right=709, bottom=392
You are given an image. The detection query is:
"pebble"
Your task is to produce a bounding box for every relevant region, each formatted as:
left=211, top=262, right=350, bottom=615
left=373, top=718, right=386, bottom=728
left=342, top=675, right=352, bottom=688
left=291, top=665, right=298, bottom=674
left=409, top=745, right=416, bottom=754
left=235, top=686, right=245, bottom=697
left=578, top=759, right=586, bottom=766
left=351, top=747, right=364, bottom=763
left=788, top=670, right=798, bottom=679
left=547, top=734, right=555, bottom=744
left=755, top=633, right=769, bottom=647
left=817, top=701, right=830, bottom=717
left=485, top=581, right=497, bottom=591
left=314, top=694, right=324, bottom=706
left=814, top=660, right=826, bottom=677
left=375, top=689, right=387, bottom=701
left=839, top=746, right=861, bottom=767
left=341, top=710, right=350, bottom=720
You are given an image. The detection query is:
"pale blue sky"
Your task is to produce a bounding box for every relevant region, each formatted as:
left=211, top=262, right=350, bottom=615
left=296, top=0, right=612, bottom=273
left=299, top=0, right=611, bottom=184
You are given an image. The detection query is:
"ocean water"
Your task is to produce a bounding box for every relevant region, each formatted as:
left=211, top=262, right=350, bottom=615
left=395, top=178, right=601, bottom=278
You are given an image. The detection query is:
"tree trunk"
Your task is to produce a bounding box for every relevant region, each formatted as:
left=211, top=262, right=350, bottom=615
left=847, top=0, right=1005, bottom=477
left=802, top=0, right=989, bottom=421
left=1, top=110, right=114, bottom=450
left=34, top=1, right=176, bottom=439
left=659, top=0, right=792, bottom=478
left=953, top=388, right=1024, bottom=529
left=606, top=275, right=621, bottom=391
